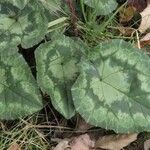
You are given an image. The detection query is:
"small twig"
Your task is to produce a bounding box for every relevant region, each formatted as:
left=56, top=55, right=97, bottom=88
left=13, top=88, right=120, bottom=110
left=51, top=138, right=69, bottom=143
left=21, top=119, right=72, bottom=130
left=32, top=125, right=72, bottom=130
left=136, top=30, right=141, bottom=49
left=65, top=0, right=78, bottom=36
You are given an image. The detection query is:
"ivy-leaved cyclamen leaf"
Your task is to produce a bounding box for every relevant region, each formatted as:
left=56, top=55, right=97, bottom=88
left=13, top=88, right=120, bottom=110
left=0, top=49, right=43, bottom=120
left=0, top=0, right=48, bottom=49
left=35, top=36, right=85, bottom=119
left=72, top=40, right=150, bottom=133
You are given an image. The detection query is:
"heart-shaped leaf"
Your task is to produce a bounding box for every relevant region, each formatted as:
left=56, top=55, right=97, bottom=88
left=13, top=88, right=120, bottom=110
left=83, top=0, right=118, bottom=15
left=35, top=36, right=85, bottom=119
left=0, top=48, right=42, bottom=120
left=0, top=1, right=48, bottom=49
left=72, top=40, right=150, bottom=133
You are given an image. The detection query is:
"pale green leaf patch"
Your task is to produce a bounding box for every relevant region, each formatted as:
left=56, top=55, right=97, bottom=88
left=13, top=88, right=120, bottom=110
left=83, top=0, right=118, bottom=15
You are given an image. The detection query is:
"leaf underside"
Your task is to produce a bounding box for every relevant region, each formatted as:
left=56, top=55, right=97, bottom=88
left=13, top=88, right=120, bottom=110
left=72, top=40, right=150, bottom=133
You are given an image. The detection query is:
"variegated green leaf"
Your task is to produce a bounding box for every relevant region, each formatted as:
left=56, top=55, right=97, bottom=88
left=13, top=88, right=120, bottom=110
left=35, top=36, right=85, bottom=119
left=0, top=1, right=48, bottom=49
left=39, top=0, right=62, bottom=13
left=72, top=40, right=150, bottom=133
left=83, top=0, right=118, bottom=15
left=1, top=0, right=30, bottom=9
left=0, top=49, right=42, bottom=120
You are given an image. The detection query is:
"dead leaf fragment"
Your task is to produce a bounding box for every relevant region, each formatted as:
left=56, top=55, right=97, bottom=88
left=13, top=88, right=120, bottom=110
left=76, top=116, right=92, bottom=131
left=53, top=134, right=95, bottom=150
left=69, top=134, right=95, bottom=150
left=128, top=0, right=147, bottom=12
left=144, top=139, right=150, bottom=150
left=53, top=140, right=69, bottom=150
left=139, top=4, right=150, bottom=33
left=95, top=133, right=137, bottom=150
left=140, top=32, right=150, bottom=48
left=118, top=26, right=135, bottom=36
left=141, top=32, right=150, bottom=41
left=119, top=6, right=136, bottom=23
left=8, top=143, right=20, bottom=150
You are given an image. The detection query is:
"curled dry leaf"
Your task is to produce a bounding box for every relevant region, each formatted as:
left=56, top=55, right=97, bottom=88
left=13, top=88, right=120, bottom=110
left=139, top=4, right=150, bottom=33
left=144, top=139, right=150, bottom=150
left=95, top=133, right=137, bottom=150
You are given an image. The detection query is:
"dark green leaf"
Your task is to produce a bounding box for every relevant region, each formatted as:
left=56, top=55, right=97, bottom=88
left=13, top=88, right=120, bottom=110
left=4, top=0, right=30, bottom=9
left=0, top=49, right=42, bottom=120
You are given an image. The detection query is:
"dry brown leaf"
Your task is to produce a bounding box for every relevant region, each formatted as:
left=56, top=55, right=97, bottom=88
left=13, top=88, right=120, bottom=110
left=144, top=139, right=150, bottom=150
left=69, top=134, right=95, bottom=150
left=128, top=0, right=147, bottom=12
left=118, top=26, right=135, bottom=36
left=119, top=6, right=136, bottom=23
left=95, top=133, right=138, bottom=150
left=76, top=116, right=92, bottom=131
left=8, top=143, right=20, bottom=150
left=53, top=134, right=95, bottom=150
left=140, top=33, right=150, bottom=48
left=53, top=140, right=69, bottom=150
left=139, top=4, right=150, bottom=33
left=141, top=32, right=150, bottom=41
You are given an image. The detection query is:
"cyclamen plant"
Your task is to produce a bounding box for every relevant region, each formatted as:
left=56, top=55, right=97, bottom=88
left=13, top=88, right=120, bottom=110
left=1, top=0, right=150, bottom=133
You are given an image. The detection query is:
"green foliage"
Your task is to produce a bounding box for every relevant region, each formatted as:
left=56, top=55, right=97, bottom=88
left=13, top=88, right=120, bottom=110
left=0, top=48, right=42, bottom=120
left=39, top=0, right=62, bottom=13
left=1, top=0, right=30, bottom=9
left=35, top=34, right=150, bottom=132
left=83, top=0, right=118, bottom=15
left=35, top=35, right=85, bottom=119
left=1, top=0, right=150, bottom=134
left=0, top=0, right=48, bottom=49
left=72, top=40, right=150, bottom=132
